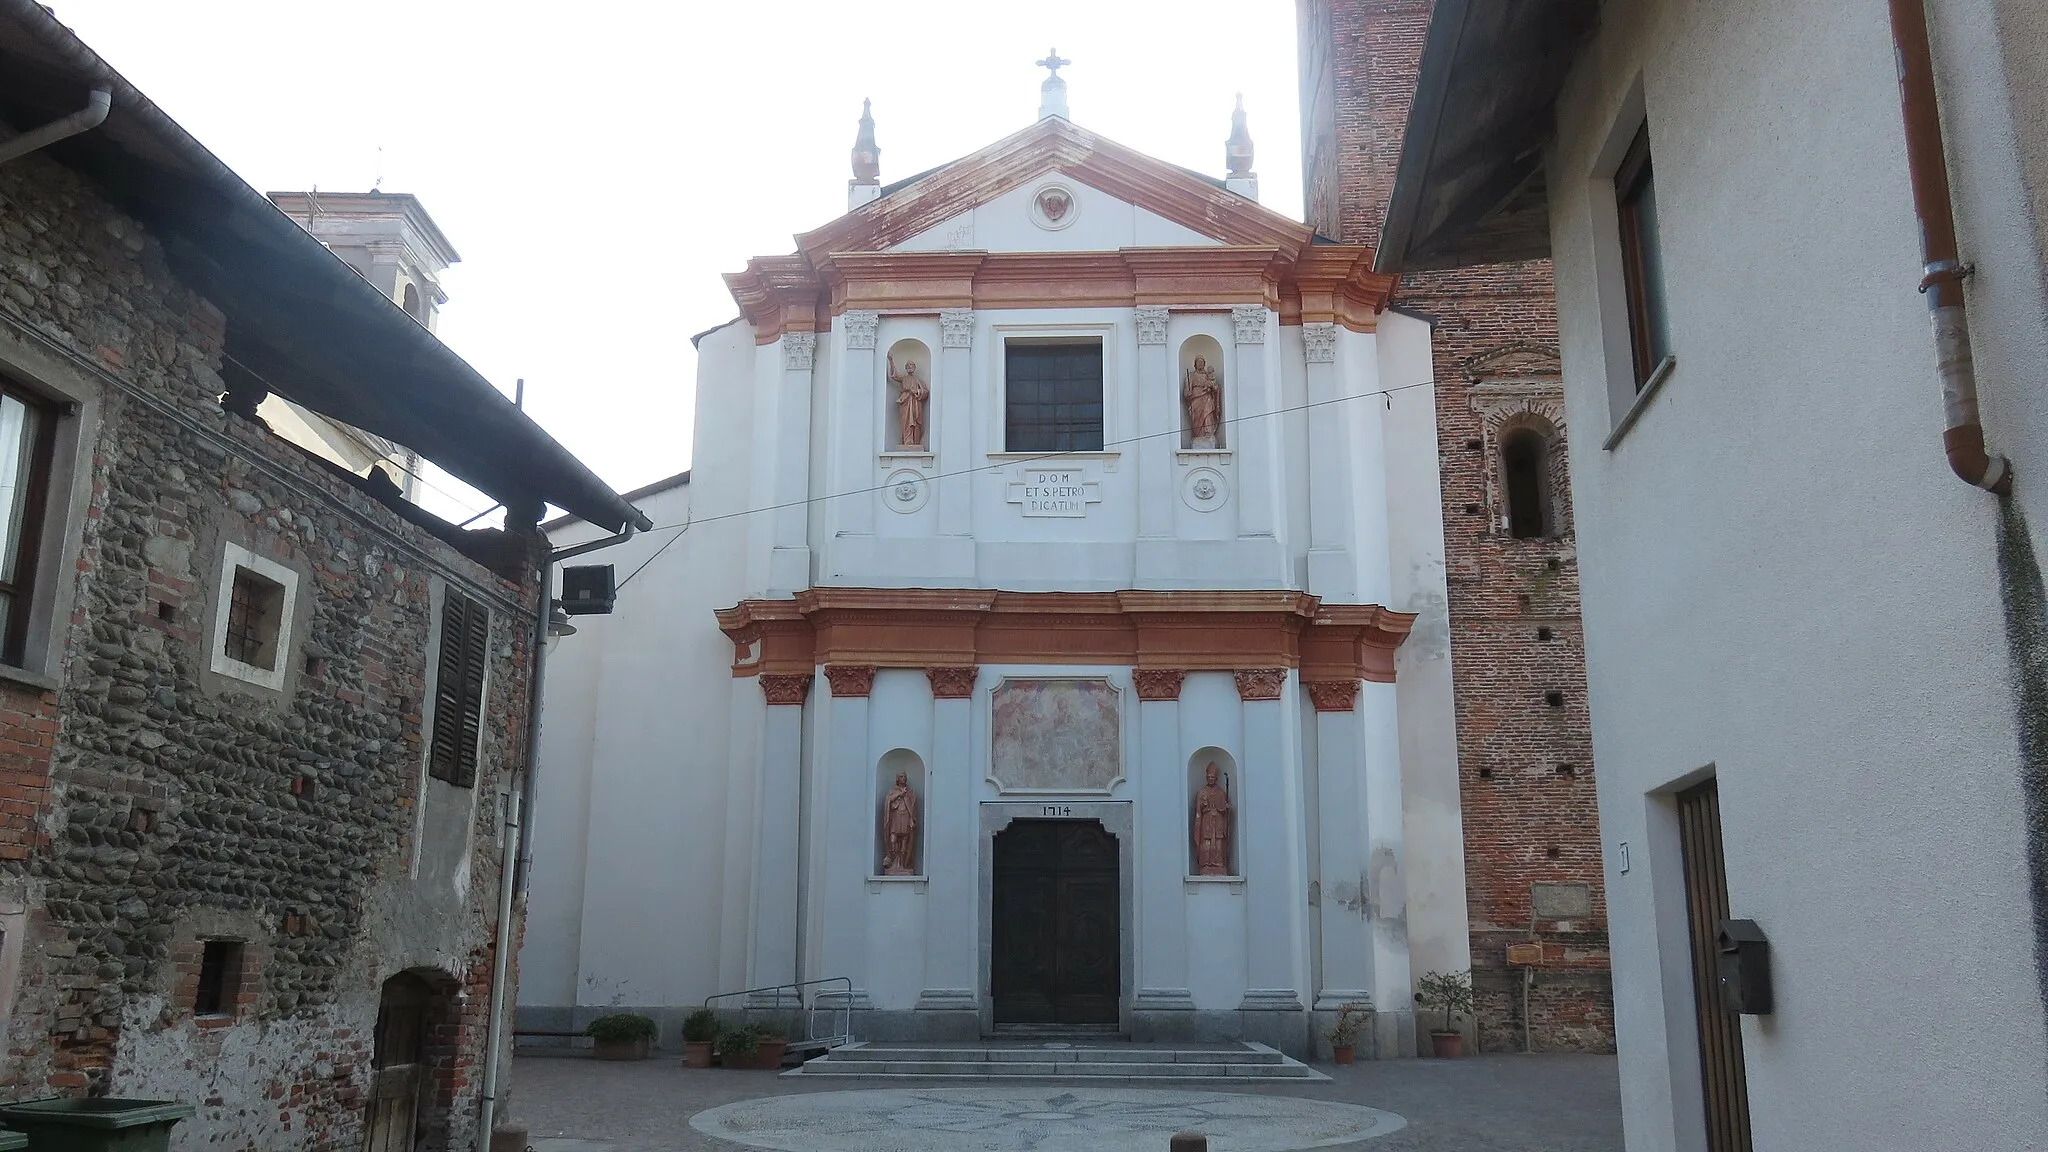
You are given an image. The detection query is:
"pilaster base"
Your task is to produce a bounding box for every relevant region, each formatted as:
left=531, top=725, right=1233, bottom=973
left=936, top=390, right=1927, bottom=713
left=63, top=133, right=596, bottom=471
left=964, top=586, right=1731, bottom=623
left=914, top=988, right=978, bottom=1011
left=1237, top=989, right=1309, bottom=1058
left=767, top=545, right=811, bottom=596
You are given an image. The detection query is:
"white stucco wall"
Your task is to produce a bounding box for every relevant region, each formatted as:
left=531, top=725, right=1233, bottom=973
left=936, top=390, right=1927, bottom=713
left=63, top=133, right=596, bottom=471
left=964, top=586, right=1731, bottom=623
left=1542, top=0, right=2048, bottom=1147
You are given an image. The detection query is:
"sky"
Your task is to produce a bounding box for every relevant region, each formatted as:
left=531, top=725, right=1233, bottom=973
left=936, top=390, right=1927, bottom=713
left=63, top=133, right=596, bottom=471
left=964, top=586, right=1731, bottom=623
left=47, top=1, right=1309, bottom=522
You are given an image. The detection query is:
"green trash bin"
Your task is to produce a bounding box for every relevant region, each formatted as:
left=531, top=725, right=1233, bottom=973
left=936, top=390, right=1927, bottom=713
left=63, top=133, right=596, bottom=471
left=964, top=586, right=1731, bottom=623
left=0, top=1099, right=192, bottom=1152
left=0, top=1130, right=27, bottom=1150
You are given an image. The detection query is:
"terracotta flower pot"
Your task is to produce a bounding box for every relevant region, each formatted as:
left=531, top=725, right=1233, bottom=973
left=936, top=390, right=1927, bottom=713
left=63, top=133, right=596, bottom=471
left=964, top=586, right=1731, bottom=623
left=722, top=1037, right=789, bottom=1070
left=683, top=1040, right=713, bottom=1068
left=592, top=1036, right=650, bottom=1061
left=1429, top=1030, right=1464, bottom=1058
left=1331, top=1044, right=1356, bottom=1066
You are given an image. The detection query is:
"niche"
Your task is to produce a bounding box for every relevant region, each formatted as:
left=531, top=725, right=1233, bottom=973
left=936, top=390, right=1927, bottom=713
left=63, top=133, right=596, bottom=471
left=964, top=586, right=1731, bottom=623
left=1186, top=747, right=1240, bottom=877
left=1177, top=335, right=1226, bottom=449
left=874, top=748, right=926, bottom=876
left=885, top=339, right=933, bottom=451
left=1496, top=412, right=1565, bottom=539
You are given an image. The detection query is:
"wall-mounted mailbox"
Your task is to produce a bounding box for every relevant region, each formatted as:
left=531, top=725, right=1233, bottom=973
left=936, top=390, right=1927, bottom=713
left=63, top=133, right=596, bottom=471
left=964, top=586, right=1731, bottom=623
left=559, top=564, right=617, bottom=616
left=1716, top=918, right=1771, bottom=1015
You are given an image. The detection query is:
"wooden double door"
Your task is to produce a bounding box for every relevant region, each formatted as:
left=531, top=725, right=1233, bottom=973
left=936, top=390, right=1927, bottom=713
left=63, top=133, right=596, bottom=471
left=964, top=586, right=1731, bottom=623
left=990, top=819, right=1120, bottom=1025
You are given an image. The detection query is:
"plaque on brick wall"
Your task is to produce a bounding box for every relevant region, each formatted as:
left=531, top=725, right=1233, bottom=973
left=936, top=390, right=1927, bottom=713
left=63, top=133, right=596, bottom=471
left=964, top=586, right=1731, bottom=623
left=989, top=677, right=1121, bottom=793
left=1530, top=882, right=1593, bottom=919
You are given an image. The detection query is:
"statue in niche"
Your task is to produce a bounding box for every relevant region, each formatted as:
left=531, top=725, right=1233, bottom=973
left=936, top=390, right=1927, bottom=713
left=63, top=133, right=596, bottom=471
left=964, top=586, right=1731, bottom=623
left=888, top=354, right=929, bottom=449
left=1183, top=355, right=1223, bottom=448
left=882, top=771, right=920, bottom=875
left=1191, top=762, right=1234, bottom=876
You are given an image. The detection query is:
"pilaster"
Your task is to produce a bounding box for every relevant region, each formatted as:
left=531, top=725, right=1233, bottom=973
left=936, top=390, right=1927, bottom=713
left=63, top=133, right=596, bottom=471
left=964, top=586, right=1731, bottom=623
left=770, top=332, right=816, bottom=595
left=1303, top=322, right=1358, bottom=600
left=1360, top=678, right=1412, bottom=1057
left=1133, top=668, right=1194, bottom=1019
left=819, top=665, right=874, bottom=1008
left=937, top=311, right=975, bottom=539
left=1235, top=666, right=1307, bottom=1052
left=917, top=666, right=979, bottom=1015
left=833, top=312, right=879, bottom=539
left=747, top=674, right=809, bottom=1007
left=1230, top=306, right=1287, bottom=582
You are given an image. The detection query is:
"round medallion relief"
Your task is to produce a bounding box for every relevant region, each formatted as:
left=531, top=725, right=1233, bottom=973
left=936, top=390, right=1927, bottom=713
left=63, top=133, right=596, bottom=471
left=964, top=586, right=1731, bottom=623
left=884, top=468, right=929, bottom=514
left=1029, top=182, right=1080, bottom=231
left=1181, top=465, right=1229, bottom=512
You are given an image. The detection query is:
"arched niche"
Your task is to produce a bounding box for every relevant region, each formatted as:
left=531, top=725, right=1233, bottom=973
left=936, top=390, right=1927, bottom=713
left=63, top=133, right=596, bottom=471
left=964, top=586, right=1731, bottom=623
left=875, top=748, right=926, bottom=876
left=885, top=339, right=933, bottom=451
left=400, top=282, right=424, bottom=323
left=1186, top=747, right=1240, bottom=877
left=1498, top=412, right=1565, bottom=539
left=1177, top=335, right=1226, bottom=449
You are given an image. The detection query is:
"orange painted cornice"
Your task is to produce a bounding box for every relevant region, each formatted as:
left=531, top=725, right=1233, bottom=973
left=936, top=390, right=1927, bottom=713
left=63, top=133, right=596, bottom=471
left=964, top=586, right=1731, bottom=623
left=716, top=588, right=1417, bottom=684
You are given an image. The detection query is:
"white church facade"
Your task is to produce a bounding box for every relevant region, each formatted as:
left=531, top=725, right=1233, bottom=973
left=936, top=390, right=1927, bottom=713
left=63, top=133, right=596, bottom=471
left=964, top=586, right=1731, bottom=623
left=521, top=85, right=1471, bottom=1059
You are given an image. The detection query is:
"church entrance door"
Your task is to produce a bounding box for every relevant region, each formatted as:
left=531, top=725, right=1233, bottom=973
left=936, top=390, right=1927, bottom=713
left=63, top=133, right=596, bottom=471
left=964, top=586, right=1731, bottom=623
left=990, top=819, right=1119, bottom=1026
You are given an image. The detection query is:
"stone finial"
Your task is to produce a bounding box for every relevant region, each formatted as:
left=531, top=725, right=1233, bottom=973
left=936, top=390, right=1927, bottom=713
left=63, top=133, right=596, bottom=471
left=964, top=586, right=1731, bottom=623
left=849, top=99, right=882, bottom=210
left=1227, top=94, right=1254, bottom=176
left=1225, top=95, right=1260, bottom=203
left=851, top=98, right=881, bottom=184
left=1036, top=48, right=1071, bottom=121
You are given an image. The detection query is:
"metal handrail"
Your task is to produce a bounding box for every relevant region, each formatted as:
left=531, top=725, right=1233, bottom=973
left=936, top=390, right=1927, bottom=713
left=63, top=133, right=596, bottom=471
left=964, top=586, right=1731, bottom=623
left=704, top=976, right=856, bottom=1050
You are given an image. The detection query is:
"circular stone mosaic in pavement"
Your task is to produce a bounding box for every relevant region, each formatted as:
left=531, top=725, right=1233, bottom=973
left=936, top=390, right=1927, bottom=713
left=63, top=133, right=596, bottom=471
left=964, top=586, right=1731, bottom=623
left=689, top=1086, right=1406, bottom=1151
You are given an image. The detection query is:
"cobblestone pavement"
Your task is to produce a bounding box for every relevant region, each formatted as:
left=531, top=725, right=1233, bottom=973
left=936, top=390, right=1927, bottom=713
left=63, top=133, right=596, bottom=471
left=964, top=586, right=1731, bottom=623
left=507, top=1053, right=1621, bottom=1152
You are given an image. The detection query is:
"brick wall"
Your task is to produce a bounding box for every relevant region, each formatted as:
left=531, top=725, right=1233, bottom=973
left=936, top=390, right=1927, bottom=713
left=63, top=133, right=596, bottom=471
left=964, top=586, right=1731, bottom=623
left=0, top=148, right=537, bottom=1146
left=1301, top=0, right=1614, bottom=1052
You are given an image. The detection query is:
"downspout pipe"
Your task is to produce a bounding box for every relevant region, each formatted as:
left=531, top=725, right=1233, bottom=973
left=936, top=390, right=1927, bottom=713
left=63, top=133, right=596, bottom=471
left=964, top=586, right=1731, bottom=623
left=0, top=87, right=110, bottom=166
left=475, top=790, right=520, bottom=1149
left=1889, top=0, right=2013, bottom=495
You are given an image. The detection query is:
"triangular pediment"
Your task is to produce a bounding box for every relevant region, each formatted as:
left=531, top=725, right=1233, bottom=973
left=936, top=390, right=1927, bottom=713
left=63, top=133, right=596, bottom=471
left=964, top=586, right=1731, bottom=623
left=796, top=117, right=1314, bottom=262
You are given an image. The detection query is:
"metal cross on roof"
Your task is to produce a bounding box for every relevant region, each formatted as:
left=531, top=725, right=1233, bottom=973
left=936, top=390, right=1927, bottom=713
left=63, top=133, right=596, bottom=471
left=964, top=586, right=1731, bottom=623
left=1036, top=48, right=1070, bottom=80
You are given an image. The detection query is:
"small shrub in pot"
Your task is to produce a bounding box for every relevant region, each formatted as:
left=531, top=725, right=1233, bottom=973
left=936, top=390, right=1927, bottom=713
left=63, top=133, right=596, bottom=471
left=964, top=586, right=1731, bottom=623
left=585, top=1013, right=658, bottom=1061
left=682, top=1008, right=719, bottom=1068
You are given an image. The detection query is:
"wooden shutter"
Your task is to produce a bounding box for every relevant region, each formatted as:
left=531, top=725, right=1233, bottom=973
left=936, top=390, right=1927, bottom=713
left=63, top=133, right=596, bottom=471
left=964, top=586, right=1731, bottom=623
left=428, top=591, right=488, bottom=788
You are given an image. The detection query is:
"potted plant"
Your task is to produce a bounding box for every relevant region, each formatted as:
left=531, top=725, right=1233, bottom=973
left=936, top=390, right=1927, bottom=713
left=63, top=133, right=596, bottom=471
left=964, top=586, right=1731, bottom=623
left=1414, top=969, right=1474, bottom=1058
left=682, top=1008, right=719, bottom=1068
left=715, top=1023, right=789, bottom=1070
left=1326, top=1001, right=1368, bottom=1065
left=585, top=1012, right=658, bottom=1061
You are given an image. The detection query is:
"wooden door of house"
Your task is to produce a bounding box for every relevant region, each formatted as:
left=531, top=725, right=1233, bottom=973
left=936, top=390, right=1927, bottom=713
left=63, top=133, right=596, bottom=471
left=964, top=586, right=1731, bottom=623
left=991, top=819, right=1119, bottom=1025
left=363, top=974, right=428, bottom=1152
left=1677, top=780, right=1753, bottom=1152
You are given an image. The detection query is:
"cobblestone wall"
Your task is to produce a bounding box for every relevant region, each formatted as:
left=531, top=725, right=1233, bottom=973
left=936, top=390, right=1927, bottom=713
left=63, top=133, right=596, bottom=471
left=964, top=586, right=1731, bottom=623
left=0, top=149, right=534, bottom=1148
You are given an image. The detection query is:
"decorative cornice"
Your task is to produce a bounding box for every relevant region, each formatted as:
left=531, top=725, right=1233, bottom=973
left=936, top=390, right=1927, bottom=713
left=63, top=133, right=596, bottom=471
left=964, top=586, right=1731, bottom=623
left=716, top=589, right=1415, bottom=684
left=824, top=664, right=877, bottom=697
left=939, top=310, right=974, bottom=349
left=842, top=311, right=879, bottom=350
left=781, top=331, right=816, bottom=371
left=1134, top=306, right=1169, bottom=346
left=1232, top=305, right=1268, bottom=345
left=927, top=666, right=979, bottom=698
left=1132, top=668, right=1185, bottom=701
left=724, top=254, right=822, bottom=346
left=1305, top=679, right=1360, bottom=712
left=759, top=673, right=813, bottom=705
left=1234, top=668, right=1287, bottom=701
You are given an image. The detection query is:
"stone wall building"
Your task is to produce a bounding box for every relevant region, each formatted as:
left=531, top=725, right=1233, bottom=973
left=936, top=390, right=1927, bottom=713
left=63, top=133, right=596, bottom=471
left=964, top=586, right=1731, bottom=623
left=0, top=6, right=644, bottom=1149
left=1298, top=0, right=1615, bottom=1052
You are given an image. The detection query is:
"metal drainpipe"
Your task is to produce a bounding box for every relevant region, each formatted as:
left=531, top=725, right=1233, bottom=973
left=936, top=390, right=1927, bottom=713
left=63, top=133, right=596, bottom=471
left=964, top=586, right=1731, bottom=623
left=1889, top=0, right=2013, bottom=495
left=475, top=789, right=520, bottom=1149
left=0, top=88, right=110, bottom=166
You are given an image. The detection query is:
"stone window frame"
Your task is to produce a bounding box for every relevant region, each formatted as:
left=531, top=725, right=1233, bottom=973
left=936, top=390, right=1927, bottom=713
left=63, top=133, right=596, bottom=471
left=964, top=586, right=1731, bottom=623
left=207, top=542, right=301, bottom=692
left=1465, top=346, right=1572, bottom=542
left=0, top=324, right=103, bottom=691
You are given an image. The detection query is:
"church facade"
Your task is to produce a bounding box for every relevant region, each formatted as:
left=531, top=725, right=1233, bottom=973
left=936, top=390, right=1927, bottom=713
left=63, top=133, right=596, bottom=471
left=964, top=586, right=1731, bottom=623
left=521, top=90, right=1471, bottom=1058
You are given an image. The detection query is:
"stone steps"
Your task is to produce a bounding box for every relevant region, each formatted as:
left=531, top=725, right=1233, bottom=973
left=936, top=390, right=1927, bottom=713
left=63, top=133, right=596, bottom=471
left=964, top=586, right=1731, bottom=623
left=787, top=1042, right=1328, bottom=1082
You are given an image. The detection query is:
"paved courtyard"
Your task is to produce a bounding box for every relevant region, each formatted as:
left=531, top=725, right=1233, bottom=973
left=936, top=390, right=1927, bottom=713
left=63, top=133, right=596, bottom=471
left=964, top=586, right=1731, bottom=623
left=507, top=1052, right=1622, bottom=1152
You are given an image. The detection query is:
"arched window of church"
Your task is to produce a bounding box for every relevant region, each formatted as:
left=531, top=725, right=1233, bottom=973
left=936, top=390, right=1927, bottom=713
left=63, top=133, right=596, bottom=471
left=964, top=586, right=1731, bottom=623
left=401, top=283, right=423, bottom=323
left=1502, top=428, right=1552, bottom=539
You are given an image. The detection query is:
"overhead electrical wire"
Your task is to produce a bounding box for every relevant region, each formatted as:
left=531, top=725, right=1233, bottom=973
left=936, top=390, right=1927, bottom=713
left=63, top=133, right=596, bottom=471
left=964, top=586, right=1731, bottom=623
left=608, top=376, right=1435, bottom=594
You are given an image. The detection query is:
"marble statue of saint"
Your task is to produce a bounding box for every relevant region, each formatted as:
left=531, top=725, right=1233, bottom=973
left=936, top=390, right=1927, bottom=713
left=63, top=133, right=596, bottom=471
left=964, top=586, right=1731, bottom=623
left=888, top=354, right=929, bottom=449
left=882, top=771, right=919, bottom=875
left=1183, top=355, right=1222, bottom=448
left=1191, top=762, right=1233, bottom=876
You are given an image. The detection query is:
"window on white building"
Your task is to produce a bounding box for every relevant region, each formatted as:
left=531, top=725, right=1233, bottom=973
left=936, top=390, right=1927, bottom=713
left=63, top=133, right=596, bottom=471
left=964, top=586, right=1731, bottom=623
left=1004, top=341, right=1104, bottom=452
left=1615, top=124, right=1671, bottom=390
